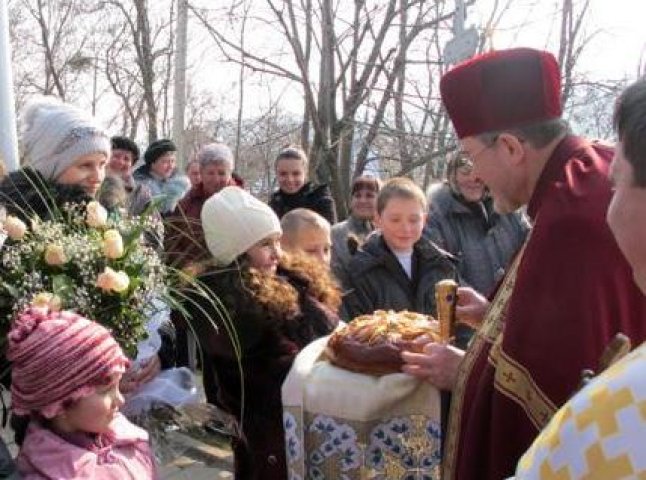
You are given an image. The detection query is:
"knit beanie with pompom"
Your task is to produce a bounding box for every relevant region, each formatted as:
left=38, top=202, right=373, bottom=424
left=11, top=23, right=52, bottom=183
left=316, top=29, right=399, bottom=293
left=7, top=308, right=129, bottom=419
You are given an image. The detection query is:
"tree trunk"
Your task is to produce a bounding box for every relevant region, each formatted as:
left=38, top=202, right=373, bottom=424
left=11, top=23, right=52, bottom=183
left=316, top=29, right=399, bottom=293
left=394, top=0, right=410, bottom=174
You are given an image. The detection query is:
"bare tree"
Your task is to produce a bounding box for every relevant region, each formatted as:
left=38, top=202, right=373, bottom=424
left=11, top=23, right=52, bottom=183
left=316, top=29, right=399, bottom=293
left=557, top=0, right=593, bottom=109
left=6, top=0, right=620, bottom=200
left=192, top=0, right=474, bottom=217
left=103, top=0, right=175, bottom=143
left=9, top=0, right=103, bottom=101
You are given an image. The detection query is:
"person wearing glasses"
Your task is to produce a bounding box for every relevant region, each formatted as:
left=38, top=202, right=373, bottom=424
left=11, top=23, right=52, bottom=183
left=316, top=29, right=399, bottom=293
left=425, top=153, right=529, bottom=297
left=401, top=48, right=646, bottom=480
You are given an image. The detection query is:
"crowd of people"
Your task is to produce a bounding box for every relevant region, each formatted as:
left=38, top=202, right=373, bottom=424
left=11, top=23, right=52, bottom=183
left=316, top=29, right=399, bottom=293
left=0, top=46, right=644, bottom=479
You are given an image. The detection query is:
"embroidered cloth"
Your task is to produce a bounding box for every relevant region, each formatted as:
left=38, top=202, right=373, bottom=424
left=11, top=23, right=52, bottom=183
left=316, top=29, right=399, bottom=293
left=282, top=336, right=442, bottom=479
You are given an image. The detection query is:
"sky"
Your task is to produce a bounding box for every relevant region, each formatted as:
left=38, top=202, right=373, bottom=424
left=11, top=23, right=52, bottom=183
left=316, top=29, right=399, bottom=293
left=570, top=0, right=645, bottom=78
left=186, top=0, right=646, bottom=122
left=471, top=0, right=645, bottom=79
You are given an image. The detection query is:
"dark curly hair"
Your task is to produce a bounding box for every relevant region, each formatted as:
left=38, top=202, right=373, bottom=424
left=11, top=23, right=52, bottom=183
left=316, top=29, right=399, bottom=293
left=237, top=251, right=341, bottom=322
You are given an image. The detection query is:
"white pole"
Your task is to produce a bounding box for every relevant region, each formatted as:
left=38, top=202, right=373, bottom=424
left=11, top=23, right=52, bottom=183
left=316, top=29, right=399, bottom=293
left=0, top=1, right=18, bottom=172
left=172, top=0, right=188, bottom=169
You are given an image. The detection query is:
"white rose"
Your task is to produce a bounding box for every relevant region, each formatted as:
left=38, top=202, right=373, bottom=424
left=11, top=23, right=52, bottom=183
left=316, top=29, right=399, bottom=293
left=86, top=201, right=108, bottom=228
left=103, top=229, right=124, bottom=259
left=96, top=267, right=130, bottom=293
left=44, top=244, right=67, bottom=266
left=3, top=215, right=27, bottom=240
left=31, top=292, right=62, bottom=311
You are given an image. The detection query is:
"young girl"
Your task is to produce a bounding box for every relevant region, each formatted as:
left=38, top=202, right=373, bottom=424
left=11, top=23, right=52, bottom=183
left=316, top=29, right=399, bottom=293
left=8, top=307, right=157, bottom=479
left=187, top=186, right=340, bottom=479
left=269, top=144, right=337, bottom=223
left=0, top=96, right=175, bottom=444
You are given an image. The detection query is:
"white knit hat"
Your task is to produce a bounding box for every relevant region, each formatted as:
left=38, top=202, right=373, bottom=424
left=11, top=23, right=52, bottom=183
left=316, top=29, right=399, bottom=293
left=21, top=96, right=111, bottom=180
left=201, top=186, right=282, bottom=266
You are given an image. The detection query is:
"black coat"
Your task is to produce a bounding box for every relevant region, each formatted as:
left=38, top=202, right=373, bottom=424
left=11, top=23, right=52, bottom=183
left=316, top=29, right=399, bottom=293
left=342, top=233, right=458, bottom=321
left=184, top=262, right=339, bottom=480
left=269, top=181, right=337, bottom=223
left=0, top=168, right=92, bottom=222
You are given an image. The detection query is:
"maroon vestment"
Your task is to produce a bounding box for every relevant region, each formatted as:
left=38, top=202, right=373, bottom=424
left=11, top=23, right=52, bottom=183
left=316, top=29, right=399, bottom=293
left=444, top=136, right=646, bottom=480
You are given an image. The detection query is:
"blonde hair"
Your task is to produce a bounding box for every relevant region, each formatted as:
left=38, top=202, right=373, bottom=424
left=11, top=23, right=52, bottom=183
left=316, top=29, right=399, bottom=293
left=377, top=177, right=427, bottom=214
left=280, top=208, right=330, bottom=248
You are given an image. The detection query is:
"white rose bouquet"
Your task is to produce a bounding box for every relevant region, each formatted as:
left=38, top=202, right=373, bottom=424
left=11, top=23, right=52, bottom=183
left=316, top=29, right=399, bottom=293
left=0, top=201, right=167, bottom=356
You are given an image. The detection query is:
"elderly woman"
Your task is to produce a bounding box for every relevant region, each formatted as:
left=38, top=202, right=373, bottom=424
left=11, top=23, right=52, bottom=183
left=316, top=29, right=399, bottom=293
left=99, top=135, right=152, bottom=217
left=133, top=139, right=189, bottom=215
left=165, top=142, right=235, bottom=270
left=424, top=153, right=530, bottom=295
left=165, top=143, right=235, bottom=370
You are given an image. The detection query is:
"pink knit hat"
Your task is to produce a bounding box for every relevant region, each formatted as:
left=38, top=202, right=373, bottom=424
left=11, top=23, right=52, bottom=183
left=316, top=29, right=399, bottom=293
left=7, top=308, right=129, bottom=419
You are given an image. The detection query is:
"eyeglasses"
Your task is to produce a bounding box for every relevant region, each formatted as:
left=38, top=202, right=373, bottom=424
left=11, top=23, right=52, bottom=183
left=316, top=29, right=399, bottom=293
left=456, top=165, right=474, bottom=176
left=458, top=135, right=499, bottom=162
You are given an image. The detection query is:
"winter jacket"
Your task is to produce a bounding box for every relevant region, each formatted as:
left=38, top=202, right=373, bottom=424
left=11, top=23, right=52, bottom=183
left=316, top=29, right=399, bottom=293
left=16, top=414, right=156, bottom=479
left=97, top=174, right=163, bottom=250
left=425, top=183, right=530, bottom=295
left=164, top=183, right=211, bottom=270
left=343, top=232, right=467, bottom=435
left=269, top=182, right=337, bottom=223
left=98, top=174, right=153, bottom=217
left=0, top=168, right=92, bottom=223
left=330, top=215, right=375, bottom=291
left=343, top=233, right=458, bottom=321
left=183, top=257, right=339, bottom=480
left=164, top=183, right=211, bottom=369
left=133, top=165, right=189, bottom=215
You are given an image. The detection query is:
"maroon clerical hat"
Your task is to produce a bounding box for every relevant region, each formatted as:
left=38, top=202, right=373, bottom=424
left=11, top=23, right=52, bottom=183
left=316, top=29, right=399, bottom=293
left=440, top=48, right=562, bottom=139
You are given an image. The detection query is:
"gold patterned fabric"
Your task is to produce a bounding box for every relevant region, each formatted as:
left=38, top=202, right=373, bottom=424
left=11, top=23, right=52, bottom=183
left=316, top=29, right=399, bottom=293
left=282, top=336, right=442, bottom=479
left=514, top=341, right=646, bottom=479
left=444, top=237, right=533, bottom=477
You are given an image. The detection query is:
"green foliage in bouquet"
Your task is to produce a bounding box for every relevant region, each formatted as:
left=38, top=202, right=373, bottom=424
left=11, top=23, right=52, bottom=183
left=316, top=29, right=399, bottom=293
left=0, top=200, right=166, bottom=356
left=0, top=179, right=241, bottom=417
